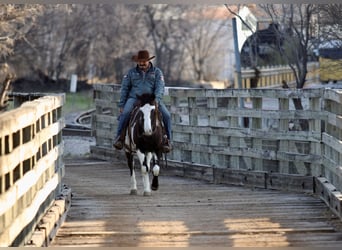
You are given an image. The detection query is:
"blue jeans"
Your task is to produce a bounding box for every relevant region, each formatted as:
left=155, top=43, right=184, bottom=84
left=116, top=98, right=172, bottom=140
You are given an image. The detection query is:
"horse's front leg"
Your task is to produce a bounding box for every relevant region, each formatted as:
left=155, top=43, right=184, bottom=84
left=126, top=152, right=137, bottom=195
left=137, top=150, right=152, bottom=196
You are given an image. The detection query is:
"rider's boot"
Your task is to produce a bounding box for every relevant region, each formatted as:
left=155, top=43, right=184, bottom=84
left=162, top=135, right=172, bottom=153
left=113, top=131, right=125, bottom=150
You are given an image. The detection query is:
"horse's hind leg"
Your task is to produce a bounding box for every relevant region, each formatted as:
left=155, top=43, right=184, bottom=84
left=126, top=152, right=137, bottom=195
left=151, top=156, right=160, bottom=191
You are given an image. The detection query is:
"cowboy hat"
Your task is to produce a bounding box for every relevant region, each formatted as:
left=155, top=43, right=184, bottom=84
left=134, top=50, right=155, bottom=61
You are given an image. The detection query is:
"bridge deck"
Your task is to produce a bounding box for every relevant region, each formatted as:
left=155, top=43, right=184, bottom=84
left=51, top=158, right=342, bottom=247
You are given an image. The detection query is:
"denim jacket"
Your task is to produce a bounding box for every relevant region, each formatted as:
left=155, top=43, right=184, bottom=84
left=119, top=62, right=165, bottom=108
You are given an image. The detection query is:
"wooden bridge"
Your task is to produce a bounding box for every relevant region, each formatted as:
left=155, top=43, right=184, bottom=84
left=1, top=86, right=342, bottom=246
left=46, top=157, right=342, bottom=247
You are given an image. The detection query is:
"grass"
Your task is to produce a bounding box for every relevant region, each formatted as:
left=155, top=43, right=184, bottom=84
left=63, top=90, right=94, bottom=114
left=2, top=90, right=94, bottom=120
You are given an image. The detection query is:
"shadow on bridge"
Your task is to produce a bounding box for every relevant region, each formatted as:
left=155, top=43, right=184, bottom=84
left=50, top=158, right=342, bottom=247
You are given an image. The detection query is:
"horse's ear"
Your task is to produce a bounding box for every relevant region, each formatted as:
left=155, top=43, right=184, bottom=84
left=151, top=93, right=156, bottom=100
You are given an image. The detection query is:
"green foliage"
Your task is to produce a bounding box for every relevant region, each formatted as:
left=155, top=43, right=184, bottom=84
left=63, top=90, right=94, bottom=114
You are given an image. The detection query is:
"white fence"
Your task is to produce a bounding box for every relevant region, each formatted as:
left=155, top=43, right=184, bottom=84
left=236, top=62, right=320, bottom=88
left=0, top=93, right=67, bottom=246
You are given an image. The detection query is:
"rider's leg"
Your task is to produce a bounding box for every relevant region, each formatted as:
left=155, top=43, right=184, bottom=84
left=158, top=103, right=172, bottom=152
left=113, top=98, right=136, bottom=150
left=158, top=103, right=171, bottom=139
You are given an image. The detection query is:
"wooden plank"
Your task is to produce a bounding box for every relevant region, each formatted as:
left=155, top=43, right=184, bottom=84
left=213, top=168, right=267, bottom=189
left=322, top=132, right=342, bottom=154
left=321, top=157, right=342, bottom=191
left=92, top=83, right=121, bottom=92
left=268, top=173, right=314, bottom=192
left=94, top=114, right=116, bottom=124
left=27, top=186, right=72, bottom=247
left=172, top=124, right=321, bottom=142
left=168, top=88, right=323, bottom=99
left=0, top=122, right=63, bottom=174
left=314, top=177, right=342, bottom=219
left=324, top=88, right=342, bottom=104
left=0, top=144, right=63, bottom=220
left=51, top=159, right=342, bottom=247
left=94, top=129, right=115, bottom=139
left=174, top=107, right=321, bottom=120
left=0, top=174, right=59, bottom=247
left=94, top=98, right=118, bottom=107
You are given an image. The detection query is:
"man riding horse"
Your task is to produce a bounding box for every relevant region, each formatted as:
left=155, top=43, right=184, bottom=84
left=113, top=50, right=172, bottom=153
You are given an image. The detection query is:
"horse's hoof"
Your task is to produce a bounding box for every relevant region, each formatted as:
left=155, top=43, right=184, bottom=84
left=152, top=177, right=159, bottom=191
left=143, top=191, right=152, bottom=196
left=130, top=189, right=138, bottom=195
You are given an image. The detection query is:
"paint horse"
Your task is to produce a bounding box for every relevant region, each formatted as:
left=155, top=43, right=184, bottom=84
left=124, top=93, right=165, bottom=196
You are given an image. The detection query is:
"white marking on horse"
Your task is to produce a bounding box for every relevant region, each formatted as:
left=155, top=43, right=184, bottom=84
left=137, top=150, right=152, bottom=196
left=130, top=170, right=137, bottom=195
left=140, top=104, right=155, bottom=136
left=129, top=121, right=137, bottom=146
left=153, top=164, right=160, bottom=176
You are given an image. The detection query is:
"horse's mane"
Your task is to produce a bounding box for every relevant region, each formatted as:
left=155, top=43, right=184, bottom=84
left=135, top=93, right=156, bottom=107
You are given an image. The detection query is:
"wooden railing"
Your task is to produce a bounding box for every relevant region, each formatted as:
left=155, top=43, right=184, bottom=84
left=319, top=89, right=342, bottom=216
left=90, top=84, right=342, bottom=219
left=0, top=93, right=67, bottom=246
left=236, top=62, right=320, bottom=88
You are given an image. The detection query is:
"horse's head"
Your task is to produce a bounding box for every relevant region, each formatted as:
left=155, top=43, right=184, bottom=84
left=135, top=93, right=156, bottom=107
left=136, top=93, right=160, bottom=136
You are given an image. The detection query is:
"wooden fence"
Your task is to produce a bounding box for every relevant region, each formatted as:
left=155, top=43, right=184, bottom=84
left=90, top=84, right=342, bottom=219
left=0, top=93, right=69, bottom=246
left=236, top=62, right=320, bottom=88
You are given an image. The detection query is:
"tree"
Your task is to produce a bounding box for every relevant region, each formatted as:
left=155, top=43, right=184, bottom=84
left=141, top=5, right=189, bottom=83
left=141, top=5, right=231, bottom=83
left=8, top=5, right=73, bottom=81
left=0, top=4, right=43, bottom=112
left=10, top=4, right=148, bottom=84
left=180, top=6, right=229, bottom=81
left=7, top=4, right=236, bottom=86
left=317, top=4, right=342, bottom=43
left=314, top=4, right=342, bottom=84
left=0, top=63, right=14, bottom=112
left=258, top=4, right=319, bottom=89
